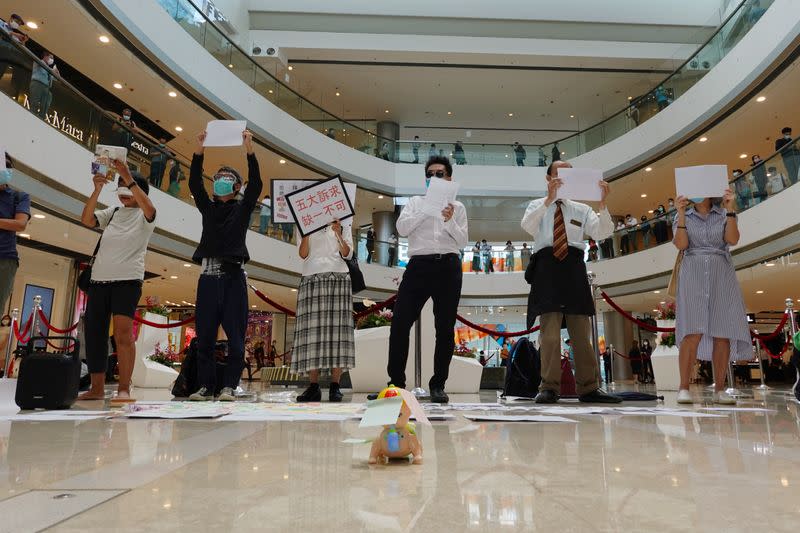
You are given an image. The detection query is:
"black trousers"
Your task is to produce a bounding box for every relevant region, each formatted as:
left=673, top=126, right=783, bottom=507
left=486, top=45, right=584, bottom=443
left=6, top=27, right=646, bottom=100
left=388, top=254, right=462, bottom=390
left=194, top=270, right=248, bottom=391
left=84, top=280, right=142, bottom=373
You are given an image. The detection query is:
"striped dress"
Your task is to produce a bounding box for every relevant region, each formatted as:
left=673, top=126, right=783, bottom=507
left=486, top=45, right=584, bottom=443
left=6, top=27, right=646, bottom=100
left=673, top=206, right=751, bottom=361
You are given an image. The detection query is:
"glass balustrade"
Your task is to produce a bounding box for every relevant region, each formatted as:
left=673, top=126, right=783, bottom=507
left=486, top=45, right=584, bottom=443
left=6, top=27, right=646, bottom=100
left=156, top=0, right=772, bottom=166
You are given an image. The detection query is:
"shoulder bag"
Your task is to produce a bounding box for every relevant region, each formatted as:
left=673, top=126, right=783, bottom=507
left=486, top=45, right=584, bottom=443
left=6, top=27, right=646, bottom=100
left=666, top=250, right=683, bottom=299
left=77, top=208, right=119, bottom=292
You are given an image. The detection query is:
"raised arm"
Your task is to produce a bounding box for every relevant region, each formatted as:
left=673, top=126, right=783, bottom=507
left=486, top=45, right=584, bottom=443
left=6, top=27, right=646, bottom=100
left=113, top=160, right=156, bottom=222
left=241, top=131, right=262, bottom=208
left=189, top=131, right=211, bottom=212
left=672, top=196, right=689, bottom=250
left=81, top=174, right=106, bottom=228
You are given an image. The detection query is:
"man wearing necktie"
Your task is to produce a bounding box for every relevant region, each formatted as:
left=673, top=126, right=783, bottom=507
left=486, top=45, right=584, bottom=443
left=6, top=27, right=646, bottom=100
left=521, top=161, right=620, bottom=404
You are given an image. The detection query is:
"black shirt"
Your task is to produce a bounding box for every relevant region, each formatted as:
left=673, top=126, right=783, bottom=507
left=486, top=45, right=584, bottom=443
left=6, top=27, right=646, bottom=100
left=775, top=137, right=799, bottom=155
left=189, top=153, right=262, bottom=264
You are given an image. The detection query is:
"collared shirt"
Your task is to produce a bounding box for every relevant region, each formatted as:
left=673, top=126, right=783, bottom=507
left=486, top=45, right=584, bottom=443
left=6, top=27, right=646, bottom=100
left=396, top=195, right=468, bottom=257
left=520, top=198, right=613, bottom=254
left=672, top=205, right=728, bottom=251
left=0, top=186, right=30, bottom=261
left=299, top=225, right=354, bottom=277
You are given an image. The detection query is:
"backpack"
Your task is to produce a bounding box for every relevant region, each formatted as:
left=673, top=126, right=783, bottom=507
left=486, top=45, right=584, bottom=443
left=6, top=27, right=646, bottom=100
left=171, top=338, right=229, bottom=397
left=502, top=337, right=541, bottom=398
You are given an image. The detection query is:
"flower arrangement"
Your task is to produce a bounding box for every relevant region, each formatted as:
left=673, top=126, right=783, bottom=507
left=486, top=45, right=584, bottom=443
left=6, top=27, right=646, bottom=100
left=660, top=332, right=676, bottom=348
left=453, top=340, right=477, bottom=358
left=356, top=308, right=393, bottom=330
left=148, top=342, right=181, bottom=367
left=656, top=302, right=676, bottom=320
left=144, top=296, right=171, bottom=317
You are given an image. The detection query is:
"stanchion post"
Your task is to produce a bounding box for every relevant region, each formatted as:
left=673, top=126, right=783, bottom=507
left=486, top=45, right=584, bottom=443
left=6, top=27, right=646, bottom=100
left=786, top=298, right=798, bottom=399
left=753, top=329, right=769, bottom=391
left=724, top=362, right=742, bottom=397
left=30, top=295, right=42, bottom=348
left=608, top=343, right=615, bottom=388
left=587, top=272, right=602, bottom=388
left=411, top=317, right=428, bottom=398
left=3, top=308, right=18, bottom=379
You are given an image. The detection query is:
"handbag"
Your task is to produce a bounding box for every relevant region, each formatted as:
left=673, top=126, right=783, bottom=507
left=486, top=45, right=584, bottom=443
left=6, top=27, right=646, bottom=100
left=344, top=256, right=366, bottom=294
left=666, top=250, right=684, bottom=299
left=77, top=208, right=118, bottom=292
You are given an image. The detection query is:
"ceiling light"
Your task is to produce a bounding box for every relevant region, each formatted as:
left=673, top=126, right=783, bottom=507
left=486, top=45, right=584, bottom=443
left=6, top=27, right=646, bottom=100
left=507, top=113, right=514, bottom=117
left=627, top=96, right=633, bottom=100
left=384, top=109, right=389, bottom=114
left=756, top=290, right=764, bottom=294
left=252, top=305, right=257, bottom=308
left=699, top=136, right=708, bottom=142
left=660, top=301, right=666, bottom=305
left=561, top=151, right=565, bottom=155
left=765, top=263, right=775, bottom=267
left=467, top=312, right=471, bottom=315
left=33, top=214, right=45, bottom=219
left=447, top=111, right=452, bottom=115
left=335, top=91, right=340, bottom=96
left=739, top=153, right=747, bottom=159
left=287, top=66, right=293, bottom=71
left=183, top=263, right=191, bottom=267
left=291, top=288, right=297, bottom=292
left=268, top=89, right=273, bottom=94
left=378, top=195, right=384, bottom=199
left=170, top=275, right=178, bottom=279
left=653, top=309, right=659, bottom=312
left=648, top=209, right=654, bottom=214
left=112, top=82, right=123, bottom=89
left=645, top=167, right=652, bottom=172
left=228, top=64, right=233, bottom=68
left=168, top=91, right=177, bottom=98
left=569, top=114, right=575, bottom=118
left=641, top=194, right=647, bottom=198
left=19, top=233, right=30, bottom=238
left=756, top=96, right=766, bottom=102
left=175, top=126, right=183, bottom=132
left=99, top=35, right=110, bottom=43
left=26, top=21, right=38, bottom=29
left=653, top=290, right=661, bottom=294
left=279, top=159, right=286, bottom=164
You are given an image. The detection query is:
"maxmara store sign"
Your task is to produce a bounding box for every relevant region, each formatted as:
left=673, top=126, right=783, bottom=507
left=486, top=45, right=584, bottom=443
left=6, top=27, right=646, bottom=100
left=22, top=94, right=85, bottom=142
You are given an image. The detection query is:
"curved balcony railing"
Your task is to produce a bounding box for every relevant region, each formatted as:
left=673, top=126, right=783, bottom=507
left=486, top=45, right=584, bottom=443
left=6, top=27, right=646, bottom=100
left=156, top=0, right=772, bottom=166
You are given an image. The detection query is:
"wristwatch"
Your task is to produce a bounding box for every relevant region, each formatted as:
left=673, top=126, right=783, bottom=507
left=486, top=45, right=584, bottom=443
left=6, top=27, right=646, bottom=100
left=726, top=212, right=737, bottom=218
left=127, top=180, right=139, bottom=189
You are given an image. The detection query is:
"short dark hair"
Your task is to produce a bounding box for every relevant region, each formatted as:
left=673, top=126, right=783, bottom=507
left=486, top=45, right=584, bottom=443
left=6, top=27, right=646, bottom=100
left=668, top=197, right=674, bottom=201
left=120, top=171, right=150, bottom=195
left=782, top=127, right=792, bottom=134
left=215, top=166, right=243, bottom=184
left=4, top=154, right=12, bottom=168
left=733, top=168, right=743, bottom=174
left=10, top=14, right=23, bottom=23
left=425, top=155, right=452, bottom=177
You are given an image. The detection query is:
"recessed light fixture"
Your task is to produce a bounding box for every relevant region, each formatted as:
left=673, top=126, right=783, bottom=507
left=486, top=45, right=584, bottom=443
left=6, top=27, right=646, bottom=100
left=756, top=290, right=764, bottom=294
left=279, top=159, right=286, bottom=164
left=699, top=136, right=708, bottom=142
left=765, top=263, right=775, bottom=267
left=739, top=153, right=748, bottom=159
left=183, top=263, right=191, bottom=267
left=756, top=96, right=766, bottom=102
left=660, top=301, right=666, bottom=305
left=648, top=209, right=654, bottom=214
left=447, top=111, right=452, bottom=115
left=228, top=64, right=233, bottom=68
left=561, top=151, right=565, bottom=155
left=19, top=233, right=30, bottom=238
left=653, top=309, right=659, bottom=312
left=170, top=275, right=178, bottom=279
left=384, top=109, right=389, bottom=113
left=467, top=312, right=471, bottom=316
left=654, top=290, right=661, bottom=294
left=627, top=96, right=633, bottom=100
left=26, top=21, right=38, bottom=29
left=641, top=194, right=647, bottom=198
left=268, top=89, right=273, bottom=94
left=378, top=195, right=384, bottom=199
left=99, top=35, right=110, bottom=43
left=287, top=65, right=293, bottom=71
left=645, top=167, right=652, bottom=172
left=569, top=114, right=575, bottom=118
left=335, top=90, right=340, bottom=96
left=291, top=288, right=298, bottom=292
left=175, top=126, right=183, bottom=132
left=112, top=82, right=123, bottom=89
left=33, top=214, right=45, bottom=219
left=251, top=305, right=257, bottom=308
left=507, top=113, right=514, bottom=117
left=168, top=91, right=177, bottom=98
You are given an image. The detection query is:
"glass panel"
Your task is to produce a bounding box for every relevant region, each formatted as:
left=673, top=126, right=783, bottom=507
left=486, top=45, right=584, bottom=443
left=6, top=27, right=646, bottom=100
left=229, top=46, right=255, bottom=87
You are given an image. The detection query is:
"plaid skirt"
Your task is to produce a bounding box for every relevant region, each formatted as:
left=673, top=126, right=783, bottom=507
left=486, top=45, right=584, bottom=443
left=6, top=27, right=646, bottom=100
left=291, top=272, right=355, bottom=375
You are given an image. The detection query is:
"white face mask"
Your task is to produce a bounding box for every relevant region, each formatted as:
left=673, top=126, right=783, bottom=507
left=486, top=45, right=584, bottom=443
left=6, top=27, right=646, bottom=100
left=117, top=187, right=133, bottom=199
left=9, top=21, right=19, bottom=29
left=785, top=134, right=792, bottom=140
left=45, top=57, right=54, bottom=66
left=123, top=115, right=131, bottom=121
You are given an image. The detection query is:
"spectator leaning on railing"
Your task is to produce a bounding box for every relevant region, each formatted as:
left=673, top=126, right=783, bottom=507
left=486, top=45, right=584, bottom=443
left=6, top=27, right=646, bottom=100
left=0, top=13, right=29, bottom=100
left=775, top=126, right=799, bottom=186
left=29, top=50, right=59, bottom=119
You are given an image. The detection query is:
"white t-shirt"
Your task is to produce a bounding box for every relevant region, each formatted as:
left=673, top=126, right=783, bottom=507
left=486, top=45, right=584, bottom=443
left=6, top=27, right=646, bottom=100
left=91, top=207, right=156, bottom=282
left=299, top=226, right=353, bottom=277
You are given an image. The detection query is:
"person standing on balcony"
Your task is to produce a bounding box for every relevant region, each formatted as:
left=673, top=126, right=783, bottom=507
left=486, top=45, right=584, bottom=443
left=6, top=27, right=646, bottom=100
left=538, top=147, right=547, bottom=167
left=512, top=142, right=526, bottom=166
left=148, top=138, right=172, bottom=189
left=28, top=50, right=58, bottom=119
left=365, top=228, right=375, bottom=263
left=775, top=127, right=799, bottom=185
left=379, top=142, right=390, bottom=161
left=655, top=85, right=669, bottom=111
left=110, top=108, right=137, bottom=152
left=750, top=155, right=768, bottom=204
left=428, top=143, right=437, bottom=160
left=480, top=239, right=493, bottom=273
left=0, top=14, right=29, bottom=100
left=0, top=155, right=29, bottom=318
left=412, top=136, right=421, bottom=164
left=551, top=143, right=561, bottom=163
left=652, top=204, right=669, bottom=244
left=188, top=129, right=262, bottom=401
left=383, top=156, right=468, bottom=403
left=504, top=241, right=515, bottom=271
left=454, top=141, right=466, bottom=165
left=673, top=190, right=749, bottom=405
left=640, top=215, right=651, bottom=248
left=520, top=242, right=532, bottom=266
left=521, top=160, right=619, bottom=404
left=732, top=169, right=752, bottom=210
left=471, top=241, right=481, bottom=272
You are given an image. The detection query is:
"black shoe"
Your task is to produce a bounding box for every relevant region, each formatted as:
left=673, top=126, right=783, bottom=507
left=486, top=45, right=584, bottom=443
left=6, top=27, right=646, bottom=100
left=579, top=389, right=622, bottom=403
left=297, top=384, right=322, bottom=402
left=534, top=390, right=560, bottom=404
left=366, top=393, right=379, bottom=401
left=429, top=388, right=449, bottom=404
left=329, top=383, right=343, bottom=403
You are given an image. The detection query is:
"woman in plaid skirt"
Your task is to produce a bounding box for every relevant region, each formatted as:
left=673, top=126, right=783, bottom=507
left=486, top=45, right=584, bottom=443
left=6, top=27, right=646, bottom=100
left=292, top=219, right=355, bottom=402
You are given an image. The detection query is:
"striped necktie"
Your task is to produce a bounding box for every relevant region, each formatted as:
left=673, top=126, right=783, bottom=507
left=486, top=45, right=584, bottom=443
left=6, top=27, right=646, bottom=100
left=553, top=200, right=568, bottom=261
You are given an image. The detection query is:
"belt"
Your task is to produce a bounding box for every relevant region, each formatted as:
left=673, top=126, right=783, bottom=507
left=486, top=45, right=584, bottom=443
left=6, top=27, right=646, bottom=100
left=412, top=253, right=458, bottom=261
left=684, top=247, right=729, bottom=258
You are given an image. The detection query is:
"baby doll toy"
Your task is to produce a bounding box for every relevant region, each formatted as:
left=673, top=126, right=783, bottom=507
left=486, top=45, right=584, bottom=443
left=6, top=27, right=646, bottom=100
left=368, top=385, right=426, bottom=465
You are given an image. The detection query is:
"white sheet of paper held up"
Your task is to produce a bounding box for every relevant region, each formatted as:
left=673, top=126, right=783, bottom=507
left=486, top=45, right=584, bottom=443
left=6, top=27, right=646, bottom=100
left=203, top=120, right=247, bottom=147
left=421, top=178, right=460, bottom=217
left=674, top=165, right=729, bottom=199
left=556, top=168, right=604, bottom=201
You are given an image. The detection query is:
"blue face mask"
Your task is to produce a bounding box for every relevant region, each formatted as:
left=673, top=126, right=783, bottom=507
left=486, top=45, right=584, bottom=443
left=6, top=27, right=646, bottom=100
left=0, top=169, right=11, bottom=185
left=425, top=178, right=431, bottom=188
left=213, top=178, right=236, bottom=196
left=689, top=197, right=704, bottom=204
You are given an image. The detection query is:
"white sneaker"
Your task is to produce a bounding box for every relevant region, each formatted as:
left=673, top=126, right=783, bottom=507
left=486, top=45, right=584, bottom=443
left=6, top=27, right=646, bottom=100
left=217, top=387, right=236, bottom=402
left=677, top=390, right=693, bottom=404
left=713, top=391, right=737, bottom=405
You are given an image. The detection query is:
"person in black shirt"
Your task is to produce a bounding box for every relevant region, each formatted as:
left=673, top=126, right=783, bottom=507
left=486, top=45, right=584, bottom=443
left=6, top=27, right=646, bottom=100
left=775, top=127, right=799, bottom=186
left=188, top=129, right=262, bottom=401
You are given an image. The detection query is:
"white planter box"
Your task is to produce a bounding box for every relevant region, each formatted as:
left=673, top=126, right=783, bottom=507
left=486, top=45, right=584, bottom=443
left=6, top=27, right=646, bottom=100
left=652, top=319, right=679, bottom=390
left=132, top=312, right=179, bottom=389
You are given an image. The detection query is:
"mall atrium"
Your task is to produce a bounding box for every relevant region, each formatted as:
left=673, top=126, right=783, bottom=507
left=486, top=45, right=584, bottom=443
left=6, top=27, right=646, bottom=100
left=0, top=0, right=799, bottom=531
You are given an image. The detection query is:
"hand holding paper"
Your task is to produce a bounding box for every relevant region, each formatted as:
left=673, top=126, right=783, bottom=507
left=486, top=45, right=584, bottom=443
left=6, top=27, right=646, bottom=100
left=674, top=165, right=728, bottom=199
left=203, top=120, right=248, bottom=147
left=556, top=168, right=604, bottom=202
left=421, top=178, right=459, bottom=218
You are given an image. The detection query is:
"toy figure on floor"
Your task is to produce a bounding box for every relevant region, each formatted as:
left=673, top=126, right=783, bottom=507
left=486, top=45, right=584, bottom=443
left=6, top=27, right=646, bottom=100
left=368, top=386, right=425, bottom=465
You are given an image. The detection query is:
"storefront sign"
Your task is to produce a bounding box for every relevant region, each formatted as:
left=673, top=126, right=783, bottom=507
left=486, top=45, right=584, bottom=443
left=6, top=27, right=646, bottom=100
left=22, top=94, right=86, bottom=142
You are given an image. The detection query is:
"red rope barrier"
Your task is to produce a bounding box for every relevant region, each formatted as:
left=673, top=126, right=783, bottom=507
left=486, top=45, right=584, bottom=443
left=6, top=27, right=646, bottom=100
left=249, top=286, right=296, bottom=317
left=353, top=295, right=398, bottom=319
left=45, top=338, right=77, bottom=351
left=758, top=339, right=792, bottom=360
left=13, top=314, right=33, bottom=343
left=600, top=292, right=676, bottom=332
left=133, top=314, right=196, bottom=328
left=37, top=310, right=79, bottom=334
left=750, top=313, right=789, bottom=341
left=455, top=315, right=540, bottom=337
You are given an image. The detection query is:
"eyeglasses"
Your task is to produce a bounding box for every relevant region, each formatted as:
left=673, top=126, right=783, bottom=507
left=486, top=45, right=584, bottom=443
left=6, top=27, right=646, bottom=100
left=425, top=170, right=446, bottom=178
left=213, top=173, right=237, bottom=182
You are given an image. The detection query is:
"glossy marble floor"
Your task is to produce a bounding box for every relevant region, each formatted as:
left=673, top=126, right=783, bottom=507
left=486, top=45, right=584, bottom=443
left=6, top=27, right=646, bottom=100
left=0, top=380, right=798, bottom=533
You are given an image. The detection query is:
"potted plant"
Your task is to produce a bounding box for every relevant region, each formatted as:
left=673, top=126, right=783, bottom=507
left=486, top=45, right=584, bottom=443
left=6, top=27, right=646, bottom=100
left=148, top=342, right=180, bottom=368
left=356, top=308, right=393, bottom=330
left=144, top=295, right=172, bottom=317
left=656, top=301, right=676, bottom=330
left=453, top=340, right=477, bottom=358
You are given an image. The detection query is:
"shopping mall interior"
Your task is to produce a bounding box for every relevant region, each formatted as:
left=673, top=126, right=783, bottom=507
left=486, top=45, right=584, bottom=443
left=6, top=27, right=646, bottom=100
left=0, top=0, right=799, bottom=530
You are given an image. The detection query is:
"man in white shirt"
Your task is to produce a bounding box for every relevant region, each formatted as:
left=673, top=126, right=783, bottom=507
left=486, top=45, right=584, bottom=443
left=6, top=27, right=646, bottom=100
left=385, top=156, right=468, bottom=403
left=521, top=160, right=620, bottom=404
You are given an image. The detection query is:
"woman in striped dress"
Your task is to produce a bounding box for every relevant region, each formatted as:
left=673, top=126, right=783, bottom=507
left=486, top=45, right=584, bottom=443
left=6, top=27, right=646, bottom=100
left=292, top=220, right=355, bottom=402
left=673, top=190, right=750, bottom=405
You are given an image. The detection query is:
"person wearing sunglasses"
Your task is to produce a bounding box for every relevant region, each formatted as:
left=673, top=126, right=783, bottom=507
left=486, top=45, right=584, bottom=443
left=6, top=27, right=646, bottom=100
left=188, top=129, right=262, bottom=401
left=383, top=156, right=468, bottom=403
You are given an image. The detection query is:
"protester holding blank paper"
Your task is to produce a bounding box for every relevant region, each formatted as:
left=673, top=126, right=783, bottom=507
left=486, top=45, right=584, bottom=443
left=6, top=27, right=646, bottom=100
left=520, top=160, right=619, bottom=404
left=188, top=129, right=262, bottom=402
left=383, top=156, right=468, bottom=404
left=672, top=188, right=750, bottom=405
